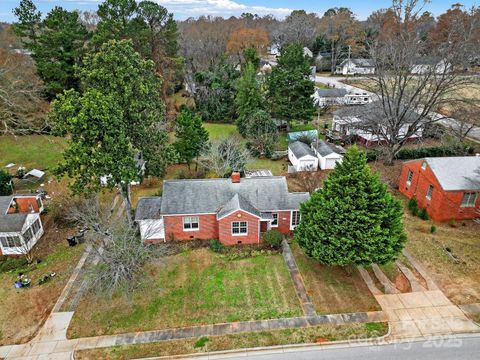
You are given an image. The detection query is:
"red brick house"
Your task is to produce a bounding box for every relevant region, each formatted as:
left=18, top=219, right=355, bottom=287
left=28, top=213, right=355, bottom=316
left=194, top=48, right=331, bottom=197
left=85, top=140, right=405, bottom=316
left=0, top=195, right=44, bottom=256
left=399, top=157, right=480, bottom=222
left=135, top=174, right=309, bottom=245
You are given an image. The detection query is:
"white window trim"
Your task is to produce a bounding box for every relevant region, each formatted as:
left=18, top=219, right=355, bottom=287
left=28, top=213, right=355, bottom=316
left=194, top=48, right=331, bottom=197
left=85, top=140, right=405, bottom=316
left=460, top=192, right=478, bottom=208
left=290, top=210, right=300, bottom=230
left=271, top=213, right=278, bottom=228
left=231, top=221, right=248, bottom=236
left=421, top=161, right=427, bottom=170
left=183, top=216, right=199, bottom=232
left=426, top=185, right=434, bottom=200
left=406, top=170, right=413, bottom=186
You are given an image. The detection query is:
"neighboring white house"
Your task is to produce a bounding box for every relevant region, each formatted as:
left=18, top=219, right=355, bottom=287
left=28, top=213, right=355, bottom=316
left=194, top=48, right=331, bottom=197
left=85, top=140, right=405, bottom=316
left=303, top=47, right=313, bottom=58
left=332, top=104, right=425, bottom=146
left=311, top=140, right=344, bottom=170
left=288, top=141, right=319, bottom=172
left=344, top=91, right=372, bottom=105
left=135, top=197, right=165, bottom=242
left=0, top=195, right=44, bottom=256
left=313, top=88, right=348, bottom=107
left=411, top=58, right=451, bottom=75
left=268, top=43, right=281, bottom=57
left=335, top=58, right=375, bottom=75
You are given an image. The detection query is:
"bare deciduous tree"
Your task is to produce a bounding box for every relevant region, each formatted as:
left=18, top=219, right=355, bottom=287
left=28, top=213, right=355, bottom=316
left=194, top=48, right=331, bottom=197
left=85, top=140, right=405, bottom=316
left=200, top=136, right=252, bottom=177
left=350, top=0, right=478, bottom=164
left=0, top=49, right=46, bottom=135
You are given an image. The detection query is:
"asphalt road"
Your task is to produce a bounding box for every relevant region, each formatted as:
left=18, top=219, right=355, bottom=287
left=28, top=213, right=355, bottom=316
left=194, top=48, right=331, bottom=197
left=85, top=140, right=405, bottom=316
left=206, top=335, right=480, bottom=360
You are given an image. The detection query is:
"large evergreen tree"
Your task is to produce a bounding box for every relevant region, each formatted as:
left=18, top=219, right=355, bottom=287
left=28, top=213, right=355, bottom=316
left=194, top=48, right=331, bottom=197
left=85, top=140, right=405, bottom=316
left=13, top=1, right=89, bottom=99
left=50, top=40, right=170, bottom=219
left=295, top=146, right=406, bottom=266
left=266, top=43, right=315, bottom=128
left=235, top=61, right=264, bottom=135
left=174, top=109, right=209, bottom=169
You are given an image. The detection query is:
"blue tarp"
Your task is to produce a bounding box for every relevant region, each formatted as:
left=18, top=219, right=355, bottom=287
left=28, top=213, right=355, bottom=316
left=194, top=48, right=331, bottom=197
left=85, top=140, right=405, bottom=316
left=287, top=130, right=318, bottom=142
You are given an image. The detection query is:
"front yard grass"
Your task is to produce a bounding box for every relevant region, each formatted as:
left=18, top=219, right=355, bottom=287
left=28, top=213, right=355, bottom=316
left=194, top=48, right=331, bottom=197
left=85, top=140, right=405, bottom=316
left=0, top=216, right=85, bottom=345
left=403, top=212, right=480, bottom=306
left=291, top=242, right=381, bottom=314
left=67, top=248, right=303, bottom=338
left=75, top=322, right=388, bottom=360
left=203, top=123, right=240, bottom=141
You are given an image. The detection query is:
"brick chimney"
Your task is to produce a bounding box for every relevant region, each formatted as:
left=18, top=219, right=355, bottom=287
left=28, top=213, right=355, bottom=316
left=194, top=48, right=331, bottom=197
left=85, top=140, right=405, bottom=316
left=231, top=172, right=241, bottom=183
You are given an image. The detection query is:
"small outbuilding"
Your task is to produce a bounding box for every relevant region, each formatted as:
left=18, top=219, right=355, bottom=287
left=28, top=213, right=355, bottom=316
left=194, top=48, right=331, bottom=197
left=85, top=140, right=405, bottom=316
left=311, top=140, right=344, bottom=170
left=288, top=141, right=318, bottom=172
left=335, top=58, right=375, bottom=75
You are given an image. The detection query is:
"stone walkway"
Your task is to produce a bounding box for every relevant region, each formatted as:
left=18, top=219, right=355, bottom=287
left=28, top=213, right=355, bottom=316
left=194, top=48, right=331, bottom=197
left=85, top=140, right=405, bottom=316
left=281, top=240, right=316, bottom=316
left=359, top=250, right=479, bottom=340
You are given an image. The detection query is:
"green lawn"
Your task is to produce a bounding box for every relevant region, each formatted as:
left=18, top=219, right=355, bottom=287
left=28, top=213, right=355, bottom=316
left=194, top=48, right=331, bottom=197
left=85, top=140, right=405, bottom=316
left=0, top=135, right=66, bottom=172
left=315, top=82, right=330, bottom=89
left=291, top=242, right=381, bottom=314
left=203, top=123, right=240, bottom=141
left=67, top=248, right=302, bottom=338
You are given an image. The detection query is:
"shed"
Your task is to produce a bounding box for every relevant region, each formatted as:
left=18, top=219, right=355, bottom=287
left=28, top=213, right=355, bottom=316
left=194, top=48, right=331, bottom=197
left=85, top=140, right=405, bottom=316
left=311, top=140, right=343, bottom=170
left=288, top=141, right=318, bottom=172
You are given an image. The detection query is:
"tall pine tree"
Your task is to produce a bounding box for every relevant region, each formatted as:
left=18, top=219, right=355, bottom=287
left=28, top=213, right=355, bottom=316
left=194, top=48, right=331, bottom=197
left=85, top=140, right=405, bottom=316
left=266, top=43, right=314, bottom=128
left=295, top=146, right=406, bottom=266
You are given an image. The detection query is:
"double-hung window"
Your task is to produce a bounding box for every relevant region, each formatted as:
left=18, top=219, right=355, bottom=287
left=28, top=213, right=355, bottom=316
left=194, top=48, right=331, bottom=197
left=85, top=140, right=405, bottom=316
left=271, top=213, right=278, bottom=227
left=461, top=192, right=478, bottom=208
left=183, top=216, right=199, bottom=231
left=426, top=185, right=434, bottom=200
left=23, top=227, right=34, bottom=244
left=291, top=210, right=301, bottom=229
left=232, top=221, right=248, bottom=236
left=31, top=219, right=41, bottom=235
left=406, top=170, right=413, bottom=186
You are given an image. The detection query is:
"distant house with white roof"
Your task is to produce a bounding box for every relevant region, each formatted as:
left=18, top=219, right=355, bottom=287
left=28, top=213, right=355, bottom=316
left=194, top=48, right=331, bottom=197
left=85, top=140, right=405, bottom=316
left=335, top=58, right=375, bottom=75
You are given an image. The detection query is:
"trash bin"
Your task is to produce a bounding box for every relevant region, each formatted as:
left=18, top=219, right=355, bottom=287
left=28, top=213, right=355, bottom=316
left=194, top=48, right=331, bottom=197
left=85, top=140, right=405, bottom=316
left=66, top=236, right=77, bottom=247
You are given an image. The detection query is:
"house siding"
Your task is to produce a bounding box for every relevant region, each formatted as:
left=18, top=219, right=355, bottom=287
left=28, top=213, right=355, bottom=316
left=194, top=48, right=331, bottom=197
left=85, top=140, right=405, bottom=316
left=218, top=210, right=260, bottom=245
left=399, top=160, right=480, bottom=222
left=163, top=214, right=218, bottom=241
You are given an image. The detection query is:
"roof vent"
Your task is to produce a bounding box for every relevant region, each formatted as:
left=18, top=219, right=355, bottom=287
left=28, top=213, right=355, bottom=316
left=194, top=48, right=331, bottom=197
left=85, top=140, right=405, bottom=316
left=231, top=172, right=241, bottom=183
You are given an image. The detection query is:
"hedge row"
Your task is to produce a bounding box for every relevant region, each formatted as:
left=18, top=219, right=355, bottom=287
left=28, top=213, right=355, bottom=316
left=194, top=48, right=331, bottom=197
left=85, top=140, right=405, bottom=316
left=365, top=145, right=473, bottom=162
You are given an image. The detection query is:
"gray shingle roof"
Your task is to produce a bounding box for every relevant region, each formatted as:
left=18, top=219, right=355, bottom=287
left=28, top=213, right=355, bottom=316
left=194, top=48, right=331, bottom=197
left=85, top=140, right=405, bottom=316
left=333, top=101, right=420, bottom=124
left=135, top=197, right=162, bottom=221
left=313, top=140, right=337, bottom=157
left=316, top=88, right=347, bottom=98
left=217, top=194, right=260, bottom=219
left=0, top=196, right=13, bottom=214
left=424, top=157, right=480, bottom=191
left=160, top=177, right=309, bottom=215
left=0, top=213, right=28, bottom=233
left=351, top=58, right=375, bottom=67
left=289, top=141, right=316, bottom=159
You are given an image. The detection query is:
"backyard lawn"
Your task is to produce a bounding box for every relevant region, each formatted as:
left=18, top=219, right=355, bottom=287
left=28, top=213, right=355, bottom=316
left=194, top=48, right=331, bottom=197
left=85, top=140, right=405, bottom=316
left=203, top=123, right=240, bottom=141
left=0, top=216, right=85, bottom=345
left=67, top=248, right=303, bottom=338
left=76, top=322, right=388, bottom=360
left=291, top=242, right=381, bottom=314
left=0, top=135, right=66, bottom=172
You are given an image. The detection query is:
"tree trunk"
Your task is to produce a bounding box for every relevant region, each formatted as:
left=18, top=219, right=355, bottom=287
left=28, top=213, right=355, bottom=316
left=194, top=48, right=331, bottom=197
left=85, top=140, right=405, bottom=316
left=120, top=183, right=134, bottom=226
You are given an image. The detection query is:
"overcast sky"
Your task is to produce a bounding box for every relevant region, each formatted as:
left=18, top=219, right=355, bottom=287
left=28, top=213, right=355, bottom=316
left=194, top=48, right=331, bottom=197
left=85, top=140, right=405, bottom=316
left=1, top=0, right=478, bottom=23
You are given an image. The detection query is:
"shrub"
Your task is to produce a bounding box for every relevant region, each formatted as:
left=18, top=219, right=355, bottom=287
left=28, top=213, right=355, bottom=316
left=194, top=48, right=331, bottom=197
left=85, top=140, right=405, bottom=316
left=430, top=225, right=437, bottom=233
left=418, top=208, right=430, bottom=220
left=262, top=230, right=283, bottom=249
left=208, top=239, right=224, bottom=253
left=194, top=336, right=209, bottom=348
left=407, top=197, right=418, bottom=215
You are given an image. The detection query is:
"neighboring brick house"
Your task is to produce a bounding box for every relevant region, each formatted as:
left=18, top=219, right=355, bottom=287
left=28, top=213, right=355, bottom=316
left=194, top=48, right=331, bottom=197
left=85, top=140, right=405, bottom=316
left=0, top=195, right=44, bottom=256
left=135, top=174, right=309, bottom=245
left=399, top=157, right=480, bottom=222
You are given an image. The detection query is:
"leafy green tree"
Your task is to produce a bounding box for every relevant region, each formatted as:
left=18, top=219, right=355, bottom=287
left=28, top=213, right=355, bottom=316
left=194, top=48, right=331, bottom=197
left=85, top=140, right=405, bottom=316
left=241, top=47, right=260, bottom=70
left=174, top=109, right=209, bottom=169
left=194, top=58, right=239, bottom=123
left=295, top=146, right=406, bottom=266
left=50, top=40, right=169, bottom=220
left=235, top=61, right=264, bottom=135
left=266, top=43, right=315, bottom=128
left=13, top=2, right=89, bottom=99
left=245, top=110, right=278, bottom=157
left=0, top=170, right=13, bottom=196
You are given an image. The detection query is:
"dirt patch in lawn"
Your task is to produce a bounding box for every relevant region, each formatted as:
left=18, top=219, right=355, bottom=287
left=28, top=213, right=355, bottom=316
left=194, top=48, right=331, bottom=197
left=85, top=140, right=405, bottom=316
left=75, top=322, right=388, bottom=360
left=403, top=211, right=480, bottom=305
left=291, top=243, right=381, bottom=314
left=67, top=248, right=302, bottom=338
left=0, top=216, right=85, bottom=345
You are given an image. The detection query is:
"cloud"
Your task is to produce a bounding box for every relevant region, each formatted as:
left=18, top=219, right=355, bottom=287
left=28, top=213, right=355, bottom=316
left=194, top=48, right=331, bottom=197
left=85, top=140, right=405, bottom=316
left=48, top=0, right=293, bottom=19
